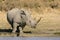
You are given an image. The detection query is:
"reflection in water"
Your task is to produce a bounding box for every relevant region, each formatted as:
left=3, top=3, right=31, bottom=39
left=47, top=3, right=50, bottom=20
left=0, top=29, right=32, bottom=37
left=0, top=29, right=20, bottom=36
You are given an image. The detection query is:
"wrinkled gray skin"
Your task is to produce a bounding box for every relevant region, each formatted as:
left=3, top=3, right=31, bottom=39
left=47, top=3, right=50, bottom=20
left=7, top=8, right=41, bottom=34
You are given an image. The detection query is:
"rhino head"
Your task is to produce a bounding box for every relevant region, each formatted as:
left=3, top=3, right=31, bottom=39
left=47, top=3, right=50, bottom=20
left=20, top=9, right=41, bottom=28
left=29, top=17, right=41, bottom=28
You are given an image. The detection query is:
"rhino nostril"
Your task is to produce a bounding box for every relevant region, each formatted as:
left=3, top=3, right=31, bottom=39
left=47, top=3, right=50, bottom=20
left=34, top=27, right=36, bottom=28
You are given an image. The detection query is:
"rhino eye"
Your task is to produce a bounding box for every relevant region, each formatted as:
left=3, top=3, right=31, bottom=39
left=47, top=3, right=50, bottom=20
left=21, top=16, right=22, bottom=18
left=29, top=20, right=31, bottom=23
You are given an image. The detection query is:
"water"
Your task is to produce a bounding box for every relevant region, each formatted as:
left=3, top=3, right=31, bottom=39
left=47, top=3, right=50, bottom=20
left=0, top=37, right=60, bottom=40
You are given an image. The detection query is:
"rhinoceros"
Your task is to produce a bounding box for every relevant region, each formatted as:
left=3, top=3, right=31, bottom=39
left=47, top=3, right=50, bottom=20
left=7, top=8, right=41, bottom=33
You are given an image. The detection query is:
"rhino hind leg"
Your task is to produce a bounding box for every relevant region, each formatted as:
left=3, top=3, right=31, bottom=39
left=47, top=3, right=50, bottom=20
left=7, top=16, right=14, bottom=30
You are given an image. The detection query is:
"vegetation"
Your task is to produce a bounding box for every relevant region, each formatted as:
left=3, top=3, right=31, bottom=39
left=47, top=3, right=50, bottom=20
left=0, top=0, right=59, bottom=11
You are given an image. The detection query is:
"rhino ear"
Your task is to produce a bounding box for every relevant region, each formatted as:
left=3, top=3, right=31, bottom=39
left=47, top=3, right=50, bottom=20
left=20, top=10, right=27, bottom=19
left=20, top=10, right=26, bottom=15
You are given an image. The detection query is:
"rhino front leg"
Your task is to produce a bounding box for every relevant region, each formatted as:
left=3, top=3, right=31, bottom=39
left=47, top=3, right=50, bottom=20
left=19, top=27, right=23, bottom=36
left=12, top=22, right=18, bottom=33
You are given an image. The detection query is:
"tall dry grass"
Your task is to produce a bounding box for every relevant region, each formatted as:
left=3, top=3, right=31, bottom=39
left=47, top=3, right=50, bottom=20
left=0, top=0, right=60, bottom=11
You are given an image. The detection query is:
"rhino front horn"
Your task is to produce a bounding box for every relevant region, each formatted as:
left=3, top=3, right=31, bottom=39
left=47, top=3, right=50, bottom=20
left=36, top=17, right=42, bottom=24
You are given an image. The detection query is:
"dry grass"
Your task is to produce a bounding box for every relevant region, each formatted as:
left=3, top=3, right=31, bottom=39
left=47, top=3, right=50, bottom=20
left=0, top=11, right=11, bottom=29
left=1, top=0, right=60, bottom=11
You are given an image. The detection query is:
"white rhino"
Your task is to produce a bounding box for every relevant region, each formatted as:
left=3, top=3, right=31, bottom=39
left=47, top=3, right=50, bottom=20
left=7, top=8, right=41, bottom=34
